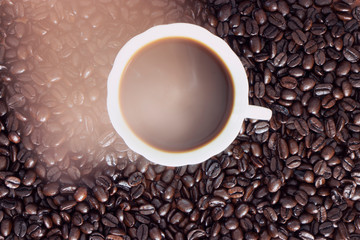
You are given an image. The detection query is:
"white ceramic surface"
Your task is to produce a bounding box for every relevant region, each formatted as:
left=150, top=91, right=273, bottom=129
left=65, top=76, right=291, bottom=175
left=107, top=23, right=272, bottom=166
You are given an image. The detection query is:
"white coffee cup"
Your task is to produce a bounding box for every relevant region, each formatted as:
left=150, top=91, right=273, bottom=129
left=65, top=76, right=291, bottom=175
left=107, top=23, right=272, bottom=167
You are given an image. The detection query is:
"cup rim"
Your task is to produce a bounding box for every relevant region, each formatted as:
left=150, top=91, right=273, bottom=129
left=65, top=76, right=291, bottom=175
left=107, top=23, right=249, bottom=166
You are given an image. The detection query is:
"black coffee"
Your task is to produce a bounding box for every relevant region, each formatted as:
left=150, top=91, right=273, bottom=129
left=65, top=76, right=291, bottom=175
left=120, top=37, right=234, bottom=152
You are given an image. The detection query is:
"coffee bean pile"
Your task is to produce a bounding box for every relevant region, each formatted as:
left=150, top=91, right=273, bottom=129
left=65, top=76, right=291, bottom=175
left=1, top=0, right=360, bottom=239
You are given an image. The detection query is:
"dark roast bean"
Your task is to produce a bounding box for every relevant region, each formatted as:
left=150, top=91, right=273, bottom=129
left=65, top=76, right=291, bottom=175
left=187, top=229, right=206, bottom=240
left=311, top=24, right=327, bottom=36
left=43, top=182, right=59, bottom=196
left=235, top=204, right=249, bottom=219
left=139, top=204, right=155, bottom=215
left=295, top=190, right=308, bottom=206
left=14, top=218, right=27, bottom=237
left=280, top=77, right=297, bottom=89
left=128, top=172, right=143, bottom=187
left=74, top=187, right=87, bottom=202
left=5, top=176, right=21, bottom=189
left=314, top=50, right=326, bottom=66
left=218, top=4, right=231, bottom=22
left=246, top=19, right=259, bottom=36
left=60, top=200, right=77, bottom=211
left=268, top=13, right=286, bottom=30
left=253, top=9, right=267, bottom=25
left=343, top=47, right=360, bottom=63
left=314, top=84, right=333, bottom=96
left=137, top=224, right=149, bottom=240
left=336, top=61, right=351, bottom=76
left=334, top=2, right=351, bottom=12
left=286, top=156, right=301, bottom=169
left=92, top=186, right=109, bottom=203
left=273, top=53, right=287, bottom=67
left=102, top=213, right=119, bottom=227
left=292, top=29, right=307, bottom=46
left=176, top=199, right=193, bottom=213
left=353, top=6, right=360, bottom=21
left=264, top=207, right=278, bottom=222
left=263, top=25, right=280, bottom=39
left=280, top=197, right=297, bottom=208
left=307, top=97, right=321, bottom=115
left=1, top=219, right=12, bottom=237
left=327, top=207, right=342, bottom=221
left=319, top=221, right=334, bottom=237
left=300, top=78, right=316, bottom=91
left=278, top=138, right=289, bottom=160
left=287, top=219, right=300, bottom=232
left=294, top=119, right=310, bottom=136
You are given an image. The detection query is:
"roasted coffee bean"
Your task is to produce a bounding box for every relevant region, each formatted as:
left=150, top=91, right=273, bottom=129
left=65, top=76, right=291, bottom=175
left=307, top=117, right=324, bottom=133
left=102, top=213, right=119, bottom=227
left=314, top=50, right=326, bottom=66
left=273, top=52, right=287, bottom=67
left=205, top=160, right=221, bottom=178
left=138, top=204, right=155, bottom=215
left=92, top=186, right=109, bottom=203
left=137, top=224, right=149, bottom=240
left=14, top=218, right=27, bottom=237
left=96, top=175, right=112, bottom=190
left=263, top=25, right=280, bottom=39
left=353, top=6, right=360, bottom=20
left=246, top=19, right=259, bottom=36
left=128, top=172, right=143, bottom=187
left=177, top=199, right=193, bottom=213
left=278, top=138, right=289, bottom=160
left=287, top=53, right=302, bottom=68
left=225, top=217, right=239, bottom=230
left=319, top=221, right=334, bottom=237
left=314, top=160, right=327, bottom=175
left=267, top=177, right=282, bottom=193
left=211, top=206, right=224, bottom=221
left=253, top=9, right=267, bottom=25
left=314, top=84, right=333, bottom=96
left=268, top=13, right=286, bottom=30
left=280, top=197, right=297, bottom=208
left=287, top=218, right=301, bottom=232
left=235, top=204, right=249, bottom=219
left=295, top=190, right=308, bottom=206
left=308, top=97, right=321, bottom=115
left=292, top=29, right=307, bottom=46
left=343, top=47, right=360, bottom=63
left=300, top=78, right=316, bottom=91
left=1, top=218, right=12, bottom=237
left=60, top=200, right=77, bottom=211
left=294, top=119, right=310, bottom=136
left=264, top=207, right=278, bottom=222
left=311, top=24, right=327, bottom=36
left=218, top=4, right=231, bottom=22
left=249, top=36, right=261, bottom=54
left=5, top=176, right=21, bottom=189
left=280, top=76, right=297, bottom=89
left=286, top=156, right=301, bottom=169
left=43, top=182, right=59, bottom=196
left=74, top=187, right=87, bottom=202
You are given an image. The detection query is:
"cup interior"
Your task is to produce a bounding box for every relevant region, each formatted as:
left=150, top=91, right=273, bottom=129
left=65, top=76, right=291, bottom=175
left=107, top=23, right=249, bottom=166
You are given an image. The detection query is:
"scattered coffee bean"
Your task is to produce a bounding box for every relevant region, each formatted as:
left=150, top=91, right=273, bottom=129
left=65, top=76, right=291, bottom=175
left=4, top=176, right=21, bottom=189
left=42, top=182, right=59, bottom=196
left=0, top=1, right=359, bottom=239
left=74, top=187, right=87, bottom=202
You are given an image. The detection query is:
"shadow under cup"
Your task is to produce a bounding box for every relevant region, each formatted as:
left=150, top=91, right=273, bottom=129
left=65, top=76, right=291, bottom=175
left=119, top=36, right=235, bottom=153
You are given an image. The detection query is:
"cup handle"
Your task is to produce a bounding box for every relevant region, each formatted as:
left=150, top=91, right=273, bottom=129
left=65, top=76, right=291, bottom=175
left=245, top=105, right=272, bottom=121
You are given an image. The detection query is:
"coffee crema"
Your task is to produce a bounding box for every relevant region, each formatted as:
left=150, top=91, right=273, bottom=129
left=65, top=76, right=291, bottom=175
left=120, top=37, right=234, bottom=152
